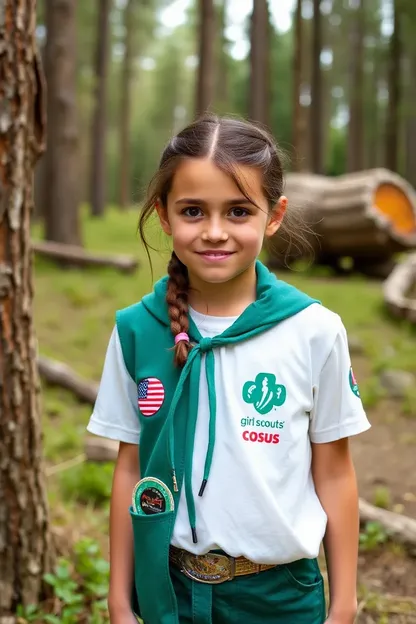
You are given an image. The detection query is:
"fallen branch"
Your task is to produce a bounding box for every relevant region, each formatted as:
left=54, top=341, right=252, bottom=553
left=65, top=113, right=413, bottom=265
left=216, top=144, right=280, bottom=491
left=32, top=240, right=139, bottom=274
left=359, top=498, right=416, bottom=554
left=46, top=454, right=86, bottom=477
left=38, top=356, right=98, bottom=404
left=85, top=436, right=119, bottom=462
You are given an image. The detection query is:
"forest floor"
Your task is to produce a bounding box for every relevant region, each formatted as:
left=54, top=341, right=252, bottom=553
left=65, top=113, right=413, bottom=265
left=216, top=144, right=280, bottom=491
left=33, top=209, right=416, bottom=623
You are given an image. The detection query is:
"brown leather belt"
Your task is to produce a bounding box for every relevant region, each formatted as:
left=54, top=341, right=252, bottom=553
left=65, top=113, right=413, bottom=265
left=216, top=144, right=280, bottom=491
left=169, top=545, right=277, bottom=584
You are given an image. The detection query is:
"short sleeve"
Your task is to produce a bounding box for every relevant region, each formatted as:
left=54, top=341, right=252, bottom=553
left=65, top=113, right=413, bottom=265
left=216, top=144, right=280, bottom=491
left=309, top=320, right=371, bottom=443
left=87, top=326, right=141, bottom=444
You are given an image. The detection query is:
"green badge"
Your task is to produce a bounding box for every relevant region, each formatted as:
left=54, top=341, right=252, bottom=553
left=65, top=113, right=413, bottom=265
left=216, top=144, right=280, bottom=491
left=132, top=477, right=174, bottom=516
left=349, top=367, right=360, bottom=397
left=242, top=373, right=287, bottom=415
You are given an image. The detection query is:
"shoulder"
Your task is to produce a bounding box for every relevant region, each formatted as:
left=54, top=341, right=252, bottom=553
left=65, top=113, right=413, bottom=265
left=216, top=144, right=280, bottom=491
left=288, top=303, right=347, bottom=361
left=116, top=301, right=145, bottom=325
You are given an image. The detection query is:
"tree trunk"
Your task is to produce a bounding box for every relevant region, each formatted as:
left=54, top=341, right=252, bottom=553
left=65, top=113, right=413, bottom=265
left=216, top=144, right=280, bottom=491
left=119, top=0, right=134, bottom=210
left=249, top=0, right=270, bottom=126
left=90, top=0, right=112, bottom=217
left=292, top=0, right=306, bottom=170
left=405, top=56, right=416, bottom=187
left=310, top=0, right=323, bottom=173
left=195, top=0, right=216, bottom=117
left=347, top=0, right=365, bottom=172
left=0, top=0, right=53, bottom=614
left=385, top=0, right=401, bottom=172
left=44, top=0, right=82, bottom=245
left=215, top=0, right=229, bottom=114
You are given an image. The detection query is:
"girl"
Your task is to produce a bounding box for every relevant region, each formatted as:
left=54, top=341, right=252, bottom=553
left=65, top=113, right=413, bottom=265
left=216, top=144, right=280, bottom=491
left=87, top=115, right=370, bottom=624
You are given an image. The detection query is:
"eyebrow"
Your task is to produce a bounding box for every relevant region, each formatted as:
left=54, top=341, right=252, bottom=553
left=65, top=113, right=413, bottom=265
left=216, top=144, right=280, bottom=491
left=174, top=197, right=255, bottom=206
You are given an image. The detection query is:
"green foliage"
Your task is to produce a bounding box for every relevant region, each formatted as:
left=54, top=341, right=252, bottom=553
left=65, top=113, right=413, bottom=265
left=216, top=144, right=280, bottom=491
left=359, top=521, right=389, bottom=551
left=17, top=539, right=110, bottom=624
left=59, top=463, right=114, bottom=506
left=373, top=486, right=391, bottom=510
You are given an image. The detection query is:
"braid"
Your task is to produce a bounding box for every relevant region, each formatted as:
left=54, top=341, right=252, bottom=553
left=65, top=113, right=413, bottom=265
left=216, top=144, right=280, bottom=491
left=166, top=252, right=192, bottom=367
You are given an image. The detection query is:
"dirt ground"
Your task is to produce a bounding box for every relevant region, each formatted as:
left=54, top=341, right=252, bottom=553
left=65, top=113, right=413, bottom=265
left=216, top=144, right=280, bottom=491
left=344, top=354, right=416, bottom=622
left=351, top=355, right=416, bottom=520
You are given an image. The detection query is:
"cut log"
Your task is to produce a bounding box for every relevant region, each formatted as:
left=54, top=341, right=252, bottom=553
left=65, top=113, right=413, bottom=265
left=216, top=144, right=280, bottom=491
left=85, top=436, right=119, bottom=462
left=32, top=240, right=139, bottom=273
left=38, top=356, right=98, bottom=404
left=359, top=498, right=416, bottom=554
left=272, top=169, right=416, bottom=271
left=383, top=252, right=416, bottom=323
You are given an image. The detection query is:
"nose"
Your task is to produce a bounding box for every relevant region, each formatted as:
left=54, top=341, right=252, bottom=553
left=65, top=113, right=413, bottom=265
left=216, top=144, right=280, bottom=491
left=201, top=217, right=228, bottom=242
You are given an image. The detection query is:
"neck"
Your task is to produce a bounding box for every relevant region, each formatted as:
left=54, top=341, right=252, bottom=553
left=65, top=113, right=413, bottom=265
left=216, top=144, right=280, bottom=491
left=188, top=263, right=257, bottom=317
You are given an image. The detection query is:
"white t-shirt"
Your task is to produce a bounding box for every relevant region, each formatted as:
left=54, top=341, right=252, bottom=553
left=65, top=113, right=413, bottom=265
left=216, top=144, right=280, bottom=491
left=88, top=303, right=370, bottom=564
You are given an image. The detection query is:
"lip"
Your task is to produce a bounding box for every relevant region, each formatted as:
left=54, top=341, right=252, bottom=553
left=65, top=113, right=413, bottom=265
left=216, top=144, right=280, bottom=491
left=196, top=251, right=236, bottom=261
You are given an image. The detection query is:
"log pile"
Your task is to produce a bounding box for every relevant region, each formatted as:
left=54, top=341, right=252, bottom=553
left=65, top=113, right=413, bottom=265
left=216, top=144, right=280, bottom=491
left=32, top=240, right=139, bottom=273
left=383, top=252, right=416, bottom=324
left=270, top=168, right=416, bottom=276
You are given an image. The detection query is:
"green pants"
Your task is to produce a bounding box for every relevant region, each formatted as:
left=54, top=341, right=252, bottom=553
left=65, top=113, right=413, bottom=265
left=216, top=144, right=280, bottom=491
left=170, top=558, right=326, bottom=624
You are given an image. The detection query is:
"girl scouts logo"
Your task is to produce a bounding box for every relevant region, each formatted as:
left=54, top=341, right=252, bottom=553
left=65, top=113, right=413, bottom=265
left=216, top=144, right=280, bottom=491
left=242, top=373, right=286, bottom=415
left=137, top=377, right=165, bottom=416
left=349, top=367, right=360, bottom=397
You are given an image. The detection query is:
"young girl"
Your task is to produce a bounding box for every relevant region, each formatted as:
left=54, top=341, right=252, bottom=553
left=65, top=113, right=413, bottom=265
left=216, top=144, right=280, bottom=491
left=87, top=115, right=370, bottom=624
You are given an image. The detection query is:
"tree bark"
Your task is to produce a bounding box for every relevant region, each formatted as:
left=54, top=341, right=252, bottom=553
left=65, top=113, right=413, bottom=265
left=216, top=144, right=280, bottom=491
left=90, top=0, right=112, bottom=217
left=385, top=0, right=401, bottom=172
left=292, top=0, right=306, bottom=170
left=310, top=0, right=324, bottom=173
left=0, top=0, right=53, bottom=614
left=44, top=0, right=82, bottom=244
left=347, top=0, right=365, bottom=172
left=119, top=0, right=134, bottom=210
left=249, top=0, right=270, bottom=126
left=195, top=0, right=216, bottom=117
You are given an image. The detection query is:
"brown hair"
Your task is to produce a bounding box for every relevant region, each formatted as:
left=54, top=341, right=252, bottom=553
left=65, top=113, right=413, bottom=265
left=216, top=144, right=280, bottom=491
left=138, top=114, right=303, bottom=367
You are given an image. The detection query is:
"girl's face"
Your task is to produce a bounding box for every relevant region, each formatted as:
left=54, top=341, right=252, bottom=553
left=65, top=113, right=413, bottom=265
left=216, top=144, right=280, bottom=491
left=157, top=158, right=286, bottom=287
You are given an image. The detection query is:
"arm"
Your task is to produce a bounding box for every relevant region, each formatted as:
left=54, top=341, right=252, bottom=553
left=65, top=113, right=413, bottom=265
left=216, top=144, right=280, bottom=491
left=108, top=442, right=140, bottom=623
left=312, top=438, right=359, bottom=624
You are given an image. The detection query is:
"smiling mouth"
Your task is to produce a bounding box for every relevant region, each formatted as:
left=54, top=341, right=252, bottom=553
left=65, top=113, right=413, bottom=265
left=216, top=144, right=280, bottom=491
left=196, top=251, right=236, bottom=259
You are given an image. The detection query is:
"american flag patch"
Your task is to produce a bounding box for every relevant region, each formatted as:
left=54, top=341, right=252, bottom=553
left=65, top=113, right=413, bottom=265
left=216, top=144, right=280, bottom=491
left=137, top=378, right=165, bottom=417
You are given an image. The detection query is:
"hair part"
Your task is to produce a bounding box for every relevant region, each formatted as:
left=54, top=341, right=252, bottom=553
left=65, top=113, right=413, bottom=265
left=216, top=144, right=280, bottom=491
left=138, top=114, right=311, bottom=367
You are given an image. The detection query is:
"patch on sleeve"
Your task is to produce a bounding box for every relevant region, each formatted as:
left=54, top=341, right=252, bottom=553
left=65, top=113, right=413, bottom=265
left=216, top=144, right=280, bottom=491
left=137, top=377, right=165, bottom=416
left=349, top=367, right=360, bottom=398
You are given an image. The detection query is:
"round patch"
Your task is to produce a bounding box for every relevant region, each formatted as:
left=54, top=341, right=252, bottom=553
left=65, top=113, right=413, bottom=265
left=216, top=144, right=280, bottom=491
left=132, top=477, right=174, bottom=515
left=137, top=377, right=165, bottom=416
left=349, top=367, right=360, bottom=397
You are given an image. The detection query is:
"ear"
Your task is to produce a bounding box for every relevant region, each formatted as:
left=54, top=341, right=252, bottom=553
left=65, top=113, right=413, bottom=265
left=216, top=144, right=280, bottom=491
left=265, top=196, right=287, bottom=237
left=155, top=200, right=172, bottom=236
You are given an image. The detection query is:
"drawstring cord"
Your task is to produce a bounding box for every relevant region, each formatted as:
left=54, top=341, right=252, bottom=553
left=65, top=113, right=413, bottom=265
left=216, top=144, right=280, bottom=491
left=167, top=337, right=216, bottom=543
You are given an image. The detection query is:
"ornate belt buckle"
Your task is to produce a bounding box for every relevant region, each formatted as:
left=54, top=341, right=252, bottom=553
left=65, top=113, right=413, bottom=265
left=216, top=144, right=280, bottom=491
left=181, top=552, right=235, bottom=584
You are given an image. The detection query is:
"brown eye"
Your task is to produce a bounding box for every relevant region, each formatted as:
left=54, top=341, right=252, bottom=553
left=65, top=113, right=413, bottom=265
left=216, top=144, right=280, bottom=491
left=230, top=207, right=249, bottom=218
left=183, top=207, right=203, bottom=218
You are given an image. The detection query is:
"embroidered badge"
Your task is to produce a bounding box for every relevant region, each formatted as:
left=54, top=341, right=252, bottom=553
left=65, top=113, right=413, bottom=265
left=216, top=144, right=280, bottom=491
left=242, top=373, right=286, bottom=415
left=137, top=377, right=165, bottom=416
left=132, top=477, right=174, bottom=515
left=349, top=367, right=360, bottom=397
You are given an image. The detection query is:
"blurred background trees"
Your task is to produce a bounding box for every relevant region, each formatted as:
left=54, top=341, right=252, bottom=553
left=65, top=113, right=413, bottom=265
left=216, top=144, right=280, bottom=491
left=34, top=0, right=416, bottom=239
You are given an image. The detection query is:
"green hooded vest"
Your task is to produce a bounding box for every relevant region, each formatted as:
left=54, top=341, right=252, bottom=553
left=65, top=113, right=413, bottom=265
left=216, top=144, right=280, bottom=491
left=116, top=261, right=318, bottom=624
